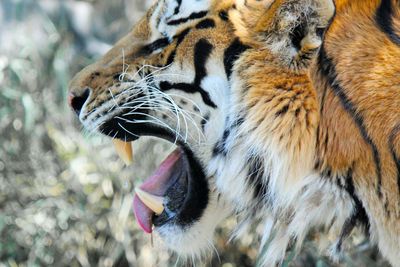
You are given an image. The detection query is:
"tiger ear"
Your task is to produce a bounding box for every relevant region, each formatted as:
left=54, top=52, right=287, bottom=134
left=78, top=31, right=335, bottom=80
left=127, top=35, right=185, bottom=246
left=254, top=0, right=335, bottom=70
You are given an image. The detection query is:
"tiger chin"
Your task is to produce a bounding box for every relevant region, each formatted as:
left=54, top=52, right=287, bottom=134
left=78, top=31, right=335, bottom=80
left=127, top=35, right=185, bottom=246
left=68, top=0, right=400, bottom=266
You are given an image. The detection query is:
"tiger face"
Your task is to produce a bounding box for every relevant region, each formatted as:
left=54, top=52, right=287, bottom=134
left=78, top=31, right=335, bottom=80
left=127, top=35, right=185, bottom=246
left=69, top=0, right=334, bottom=261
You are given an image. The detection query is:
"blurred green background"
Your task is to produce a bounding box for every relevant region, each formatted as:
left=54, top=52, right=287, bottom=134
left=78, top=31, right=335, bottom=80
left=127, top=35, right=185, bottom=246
left=0, top=0, right=391, bottom=266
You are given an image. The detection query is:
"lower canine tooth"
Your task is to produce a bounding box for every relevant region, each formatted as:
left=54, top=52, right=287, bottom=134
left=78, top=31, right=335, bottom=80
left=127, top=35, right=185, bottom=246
left=135, top=187, right=165, bottom=215
left=112, top=139, right=133, bottom=165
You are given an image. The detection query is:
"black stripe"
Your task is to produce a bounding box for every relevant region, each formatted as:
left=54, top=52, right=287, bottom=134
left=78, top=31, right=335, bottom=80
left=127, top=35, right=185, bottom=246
left=174, top=28, right=192, bottom=47
left=173, top=0, right=182, bottom=15
left=195, top=18, right=216, bottom=29
left=212, top=142, right=225, bottom=156
left=275, top=104, right=290, bottom=117
left=219, top=10, right=229, bottom=21
left=167, top=11, right=208, bottom=26
left=212, top=116, right=245, bottom=157
left=193, top=39, right=213, bottom=84
left=223, top=38, right=250, bottom=79
left=345, top=169, right=370, bottom=232
left=201, top=113, right=210, bottom=132
left=389, top=125, right=400, bottom=195
left=336, top=211, right=357, bottom=252
left=160, top=39, right=217, bottom=108
left=318, top=47, right=383, bottom=198
left=233, top=117, right=245, bottom=128
left=137, top=38, right=171, bottom=57
left=166, top=28, right=192, bottom=65
left=376, top=0, right=400, bottom=46
left=212, top=129, right=230, bottom=156
left=340, top=169, right=370, bottom=235
left=175, top=28, right=191, bottom=46
left=159, top=82, right=216, bottom=108
left=336, top=170, right=370, bottom=251
left=248, top=155, right=268, bottom=202
left=166, top=50, right=177, bottom=67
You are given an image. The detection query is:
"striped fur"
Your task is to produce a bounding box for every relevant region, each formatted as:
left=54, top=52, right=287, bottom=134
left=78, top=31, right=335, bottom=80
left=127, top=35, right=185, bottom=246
left=69, top=0, right=400, bottom=266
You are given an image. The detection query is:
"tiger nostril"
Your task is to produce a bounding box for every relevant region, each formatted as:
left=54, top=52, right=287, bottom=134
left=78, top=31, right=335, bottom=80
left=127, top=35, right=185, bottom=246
left=69, top=88, right=90, bottom=116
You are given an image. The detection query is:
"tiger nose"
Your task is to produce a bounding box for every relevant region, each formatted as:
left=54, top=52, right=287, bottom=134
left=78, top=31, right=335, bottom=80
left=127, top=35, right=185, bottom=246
left=68, top=88, right=90, bottom=116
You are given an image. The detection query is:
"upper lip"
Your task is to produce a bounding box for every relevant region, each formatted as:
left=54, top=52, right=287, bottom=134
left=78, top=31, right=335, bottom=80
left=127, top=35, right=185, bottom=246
left=100, top=110, right=179, bottom=143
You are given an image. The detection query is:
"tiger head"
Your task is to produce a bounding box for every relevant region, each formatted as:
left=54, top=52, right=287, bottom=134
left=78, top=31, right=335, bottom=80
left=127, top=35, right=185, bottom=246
left=69, top=0, right=334, bottom=258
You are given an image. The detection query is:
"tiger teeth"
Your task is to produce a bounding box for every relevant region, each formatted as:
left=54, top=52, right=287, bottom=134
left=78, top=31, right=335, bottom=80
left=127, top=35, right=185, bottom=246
left=112, top=139, right=133, bottom=165
left=135, top=187, right=165, bottom=215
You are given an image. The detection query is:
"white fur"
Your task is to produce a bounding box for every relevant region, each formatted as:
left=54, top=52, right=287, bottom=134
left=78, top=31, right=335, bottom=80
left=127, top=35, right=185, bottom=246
left=157, top=189, right=231, bottom=257
left=79, top=0, right=364, bottom=266
left=158, top=0, right=211, bottom=38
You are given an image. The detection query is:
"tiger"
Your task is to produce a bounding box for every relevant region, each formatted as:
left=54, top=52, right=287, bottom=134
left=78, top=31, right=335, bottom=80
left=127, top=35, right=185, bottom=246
left=68, top=0, right=400, bottom=266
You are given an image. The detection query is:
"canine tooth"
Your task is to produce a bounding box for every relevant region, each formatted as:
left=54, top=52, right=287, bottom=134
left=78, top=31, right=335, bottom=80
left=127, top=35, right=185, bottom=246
left=135, top=187, right=165, bottom=215
left=112, top=139, right=133, bottom=165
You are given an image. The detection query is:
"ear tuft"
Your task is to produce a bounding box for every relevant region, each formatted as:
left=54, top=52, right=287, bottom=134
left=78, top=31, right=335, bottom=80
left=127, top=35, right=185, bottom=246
left=254, top=0, right=335, bottom=70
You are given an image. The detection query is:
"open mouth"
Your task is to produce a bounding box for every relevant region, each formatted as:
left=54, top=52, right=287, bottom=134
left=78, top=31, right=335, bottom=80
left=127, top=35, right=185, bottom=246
left=103, top=120, right=209, bottom=234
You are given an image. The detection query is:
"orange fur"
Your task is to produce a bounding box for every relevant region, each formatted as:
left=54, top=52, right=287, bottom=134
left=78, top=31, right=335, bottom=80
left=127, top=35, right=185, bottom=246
left=69, top=0, right=400, bottom=265
left=313, top=0, right=400, bottom=263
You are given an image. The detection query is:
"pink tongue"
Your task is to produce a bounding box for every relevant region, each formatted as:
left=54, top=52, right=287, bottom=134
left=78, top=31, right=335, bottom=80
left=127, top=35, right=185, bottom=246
left=133, top=149, right=182, bottom=233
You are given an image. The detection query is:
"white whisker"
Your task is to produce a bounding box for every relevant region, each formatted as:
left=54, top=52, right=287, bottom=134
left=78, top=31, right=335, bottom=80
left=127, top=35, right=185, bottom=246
left=116, top=112, right=184, bottom=144
left=117, top=122, right=140, bottom=139
left=85, top=58, right=211, bottom=146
